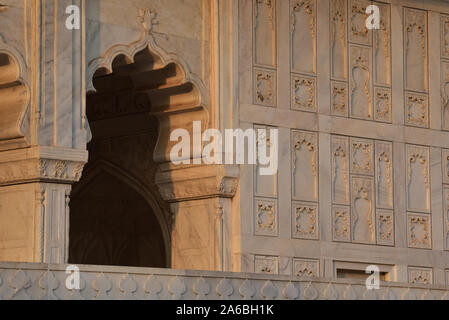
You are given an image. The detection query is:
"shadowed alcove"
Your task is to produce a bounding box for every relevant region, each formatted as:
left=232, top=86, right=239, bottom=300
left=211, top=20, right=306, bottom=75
left=69, top=47, right=200, bottom=268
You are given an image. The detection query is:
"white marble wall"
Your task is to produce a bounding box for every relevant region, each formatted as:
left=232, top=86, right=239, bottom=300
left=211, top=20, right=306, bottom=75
left=239, top=0, right=449, bottom=286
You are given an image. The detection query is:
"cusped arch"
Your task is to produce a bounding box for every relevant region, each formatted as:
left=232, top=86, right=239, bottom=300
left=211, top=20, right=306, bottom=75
left=85, top=8, right=210, bottom=163
left=0, top=46, right=30, bottom=151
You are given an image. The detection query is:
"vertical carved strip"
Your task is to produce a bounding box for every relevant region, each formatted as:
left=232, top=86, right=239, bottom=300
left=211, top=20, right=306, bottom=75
left=375, top=141, right=393, bottom=209
left=290, top=0, right=316, bottom=74
left=406, top=145, right=430, bottom=213
left=351, top=176, right=375, bottom=244
left=349, top=45, right=372, bottom=120
left=332, top=136, right=349, bottom=205
left=442, top=61, right=449, bottom=130
left=254, top=0, right=276, bottom=67
left=330, top=0, right=347, bottom=80
left=373, top=2, right=391, bottom=86
left=292, top=130, right=318, bottom=201
left=404, top=8, right=428, bottom=92
left=349, top=0, right=371, bottom=45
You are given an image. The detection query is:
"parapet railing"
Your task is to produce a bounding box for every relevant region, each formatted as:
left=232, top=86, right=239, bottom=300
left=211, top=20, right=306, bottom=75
left=0, top=262, right=447, bottom=300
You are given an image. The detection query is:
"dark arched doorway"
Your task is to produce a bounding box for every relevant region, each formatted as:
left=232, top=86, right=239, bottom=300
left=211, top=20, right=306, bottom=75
left=68, top=51, right=180, bottom=268
left=69, top=168, right=167, bottom=267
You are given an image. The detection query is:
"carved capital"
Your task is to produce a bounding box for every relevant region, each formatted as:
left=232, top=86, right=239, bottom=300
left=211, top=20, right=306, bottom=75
left=155, top=164, right=239, bottom=202
left=0, top=147, right=88, bottom=186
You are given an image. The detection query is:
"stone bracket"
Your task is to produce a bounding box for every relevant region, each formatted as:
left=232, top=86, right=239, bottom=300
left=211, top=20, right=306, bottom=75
left=155, top=163, right=239, bottom=202
left=0, top=146, right=88, bottom=186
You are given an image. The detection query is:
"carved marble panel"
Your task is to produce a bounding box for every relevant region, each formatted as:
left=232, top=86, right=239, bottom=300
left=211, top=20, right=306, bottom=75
left=350, top=137, right=374, bottom=176
left=376, top=210, right=394, bottom=246
left=332, top=205, right=351, bottom=242
left=351, top=176, right=375, bottom=244
left=254, top=198, right=278, bottom=236
left=292, top=130, right=318, bottom=201
left=350, top=45, right=372, bottom=120
left=373, top=2, right=391, bottom=86
left=254, top=69, right=276, bottom=107
left=255, top=255, right=279, bottom=274
left=442, top=61, right=449, bottom=131
left=407, top=213, right=431, bottom=249
left=255, top=125, right=278, bottom=197
left=332, top=136, right=350, bottom=205
left=291, top=75, right=316, bottom=112
left=442, top=15, right=449, bottom=60
left=443, top=187, right=449, bottom=250
left=349, top=0, right=371, bottom=45
left=374, top=88, right=392, bottom=123
left=404, top=8, right=428, bottom=92
left=331, top=81, right=348, bottom=117
left=408, top=267, right=433, bottom=285
left=443, top=149, right=449, bottom=185
left=291, top=0, right=316, bottom=74
left=375, top=141, right=393, bottom=209
left=254, top=0, right=276, bottom=67
left=405, top=93, right=428, bottom=128
left=293, top=259, right=319, bottom=278
left=292, top=202, right=318, bottom=240
left=331, top=0, right=347, bottom=80
left=406, top=145, right=430, bottom=213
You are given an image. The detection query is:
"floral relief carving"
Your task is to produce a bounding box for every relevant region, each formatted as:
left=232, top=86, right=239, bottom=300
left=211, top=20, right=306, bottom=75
left=442, top=62, right=449, bottom=131
left=350, top=46, right=372, bottom=119
left=333, top=206, right=350, bottom=242
left=292, top=76, right=316, bottom=112
left=408, top=214, right=431, bottom=249
left=373, top=3, right=391, bottom=86
left=405, top=94, right=428, bottom=128
left=292, top=203, right=318, bottom=239
left=407, top=146, right=430, bottom=213
left=332, top=136, right=350, bottom=205
left=376, top=142, right=393, bottom=209
left=442, top=16, right=449, bottom=59
left=331, top=81, right=348, bottom=116
left=443, top=189, right=449, bottom=250
left=377, top=210, right=394, bottom=246
left=331, top=0, right=347, bottom=79
left=292, top=130, right=318, bottom=201
left=254, top=69, right=275, bottom=106
left=293, top=259, right=319, bottom=278
left=442, top=150, right=449, bottom=185
left=351, top=177, right=375, bottom=243
left=255, top=199, right=277, bottom=236
left=350, top=0, right=370, bottom=44
left=409, top=268, right=432, bottom=285
left=350, top=139, right=373, bottom=175
left=291, top=0, right=316, bottom=73
left=374, top=88, right=391, bottom=123
left=404, top=9, right=428, bottom=92
left=254, top=0, right=276, bottom=67
left=255, top=256, right=279, bottom=274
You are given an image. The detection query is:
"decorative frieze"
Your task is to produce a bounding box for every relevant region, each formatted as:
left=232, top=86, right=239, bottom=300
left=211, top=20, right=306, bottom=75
left=293, top=258, right=319, bottom=278
left=408, top=267, right=433, bottom=285
left=255, top=255, right=279, bottom=274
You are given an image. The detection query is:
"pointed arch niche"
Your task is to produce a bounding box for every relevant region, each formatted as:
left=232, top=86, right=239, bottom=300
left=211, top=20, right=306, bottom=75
left=69, top=9, right=210, bottom=268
